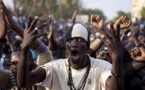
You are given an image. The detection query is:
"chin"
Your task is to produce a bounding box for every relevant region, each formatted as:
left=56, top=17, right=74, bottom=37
left=70, top=58, right=79, bottom=64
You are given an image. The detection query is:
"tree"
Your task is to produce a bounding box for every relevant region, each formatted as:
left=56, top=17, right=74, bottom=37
left=141, top=7, right=145, bottom=19
left=112, top=11, right=131, bottom=22
left=13, top=0, right=57, bottom=16
left=12, top=0, right=79, bottom=20
left=12, top=0, right=105, bottom=21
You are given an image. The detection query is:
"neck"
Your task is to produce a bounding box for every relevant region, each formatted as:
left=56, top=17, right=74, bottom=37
left=70, top=55, right=90, bottom=70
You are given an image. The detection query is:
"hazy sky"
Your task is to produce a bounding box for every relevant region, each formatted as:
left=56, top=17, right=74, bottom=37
left=3, top=0, right=132, bottom=21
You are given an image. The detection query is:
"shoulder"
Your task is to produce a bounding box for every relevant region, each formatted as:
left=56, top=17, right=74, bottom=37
left=89, top=57, right=112, bottom=69
left=49, top=58, right=68, bottom=65
left=39, top=58, right=68, bottom=69
left=0, top=70, right=12, bottom=89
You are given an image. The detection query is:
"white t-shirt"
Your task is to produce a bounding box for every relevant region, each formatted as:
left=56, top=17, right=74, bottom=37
left=39, top=57, right=112, bottom=90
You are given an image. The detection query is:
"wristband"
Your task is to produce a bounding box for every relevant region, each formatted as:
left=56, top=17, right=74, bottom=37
left=35, top=43, right=47, bottom=54
left=111, top=70, right=125, bottom=77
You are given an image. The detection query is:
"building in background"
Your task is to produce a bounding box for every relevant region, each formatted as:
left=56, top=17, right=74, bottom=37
left=132, top=0, right=145, bottom=21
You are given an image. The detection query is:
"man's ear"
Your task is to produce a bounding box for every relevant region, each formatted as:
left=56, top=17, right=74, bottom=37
left=65, top=49, right=69, bottom=58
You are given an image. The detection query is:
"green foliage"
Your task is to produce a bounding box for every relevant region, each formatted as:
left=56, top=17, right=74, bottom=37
left=13, top=0, right=57, bottom=16
left=12, top=0, right=106, bottom=21
left=53, top=0, right=78, bottom=20
left=112, top=11, right=131, bottom=22
left=141, top=7, right=145, bottom=19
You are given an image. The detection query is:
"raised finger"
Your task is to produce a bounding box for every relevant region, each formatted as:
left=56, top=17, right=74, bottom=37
left=95, top=15, right=100, bottom=23
left=127, top=20, right=132, bottom=26
left=27, top=15, right=32, bottom=28
left=30, top=29, right=38, bottom=35
left=90, top=14, right=94, bottom=24
left=110, top=22, right=115, bottom=35
left=29, top=16, right=38, bottom=31
left=121, top=16, right=127, bottom=22
left=116, top=24, right=121, bottom=38
left=124, top=18, right=129, bottom=24
left=37, top=22, right=48, bottom=30
left=35, top=33, right=48, bottom=38
left=25, top=22, right=28, bottom=30
left=49, top=15, right=54, bottom=25
left=100, top=28, right=111, bottom=40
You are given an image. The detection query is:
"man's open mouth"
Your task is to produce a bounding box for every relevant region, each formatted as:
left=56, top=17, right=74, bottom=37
left=71, top=50, right=79, bottom=60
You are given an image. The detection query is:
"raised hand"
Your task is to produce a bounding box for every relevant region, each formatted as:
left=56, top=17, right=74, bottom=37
left=21, top=16, right=47, bottom=49
left=131, top=47, right=145, bottom=62
left=114, top=16, right=131, bottom=31
left=90, top=15, right=110, bottom=36
left=130, top=26, right=140, bottom=47
left=98, top=24, right=123, bottom=59
left=0, top=7, right=6, bottom=38
left=90, top=15, right=105, bottom=30
left=71, top=10, right=77, bottom=23
left=0, top=0, right=24, bottom=37
left=131, top=26, right=140, bottom=39
left=121, top=29, right=131, bottom=41
left=96, top=22, right=124, bottom=90
left=47, top=15, right=54, bottom=40
left=0, top=0, right=17, bottom=28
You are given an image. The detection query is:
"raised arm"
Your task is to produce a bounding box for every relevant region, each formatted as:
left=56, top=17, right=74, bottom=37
left=89, top=15, right=131, bottom=56
left=6, top=29, right=16, bottom=52
left=96, top=22, right=124, bottom=90
left=87, top=15, right=107, bottom=57
left=89, top=15, right=106, bottom=51
left=113, top=16, right=131, bottom=31
left=71, top=10, right=77, bottom=23
left=17, top=16, right=47, bottom=88
left=0, top=0, right=42, bottom=50
left=47, top=15, right=54, bottom=50
left=0, top=0, right=53, bottom=65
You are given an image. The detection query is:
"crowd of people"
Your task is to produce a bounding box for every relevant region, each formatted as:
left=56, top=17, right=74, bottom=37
left=0, top=0, right=145, bottom=90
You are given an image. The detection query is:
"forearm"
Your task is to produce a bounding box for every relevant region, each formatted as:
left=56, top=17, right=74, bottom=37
left=90, top=34, right=105, bottom=51
left=35, top=43, right=53, bottom=65
left=48, top=40, right=53, bottom=50
left=90, top=38, right=104, bottom=51
left=107, top=56, right=124, bottom=90
left=17, top=47, right=29, bottom=88
left=48, top=34, right=55, bottom=50
left=12, top=25, right=42, bottom=50
left=112, top=56, right=123, bottom=74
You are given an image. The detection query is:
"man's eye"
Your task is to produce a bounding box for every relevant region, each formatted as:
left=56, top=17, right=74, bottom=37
left=79, top=38, right=84, bottom=42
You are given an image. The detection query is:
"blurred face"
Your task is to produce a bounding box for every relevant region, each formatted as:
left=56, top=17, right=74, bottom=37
left=10, top=51, right=35, bottom=73
left=10, top=51, right=20, bottom=73
left=66, top=37, right=88, bottom=64
left=3, top=57, right=11, bottom=70
left=138, top=35, right=145, bottom=47
left=96, top=50, right=112, bottom=63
